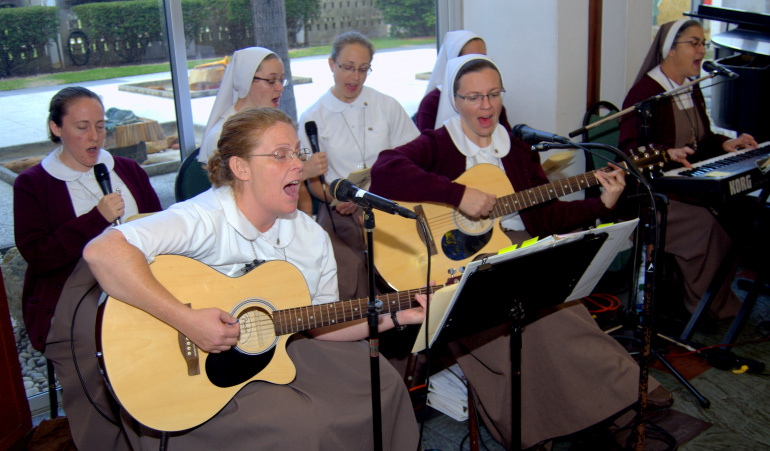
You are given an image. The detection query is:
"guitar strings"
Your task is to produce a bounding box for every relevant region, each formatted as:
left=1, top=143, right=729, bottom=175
left=416, top=169, right=604, bottom=230
left=271, top=286, right=434, bottom=334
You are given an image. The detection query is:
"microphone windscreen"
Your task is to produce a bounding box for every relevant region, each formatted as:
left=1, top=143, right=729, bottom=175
left=305, top=121, right=318, bottom=136
left=94, top=163, right=109, bottom=182
left=511, top=124, right=526, bottom=141
left=330, top=179, right=356, bottom=203
left=329, top=178, right=344, bottom=202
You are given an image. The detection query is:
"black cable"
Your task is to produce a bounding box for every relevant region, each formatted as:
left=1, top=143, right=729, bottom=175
left=417, top=218, right=432, bottom=451
left=70, top=282, right=121, bottom=428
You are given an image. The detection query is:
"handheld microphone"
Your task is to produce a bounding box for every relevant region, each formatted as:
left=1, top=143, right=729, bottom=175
left=329, top=179, right=418, bottom=219
left=304, top=121, right=325, bottom=185
left=703, top=60, right=739, bottom=79
left=511, top=124, right=571, bottom=145
left=304, top=121, right=320, bottom=154
left=94, top=163, right=121, bottom=225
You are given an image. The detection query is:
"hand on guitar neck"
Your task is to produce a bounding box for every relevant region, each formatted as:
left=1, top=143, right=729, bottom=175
left=458, top=163, right=626, bottom=218
left=595, top=163, right=626, bottom=209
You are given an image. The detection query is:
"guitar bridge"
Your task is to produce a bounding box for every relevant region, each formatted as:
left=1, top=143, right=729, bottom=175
left=178, top=303, right=200, bottom=376
left=414, top=205, right=437, bottom=256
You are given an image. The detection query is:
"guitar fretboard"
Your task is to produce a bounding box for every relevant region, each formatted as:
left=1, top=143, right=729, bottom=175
left=273, top=285, right=440, bottom=335
left=491, top=166, right=615, bottom=218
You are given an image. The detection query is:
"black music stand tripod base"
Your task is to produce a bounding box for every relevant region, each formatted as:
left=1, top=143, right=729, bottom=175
left=432, top=233, right=608, bottom=449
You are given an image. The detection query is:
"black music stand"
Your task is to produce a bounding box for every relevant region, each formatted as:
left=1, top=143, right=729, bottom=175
left=429, top=232, right=609, bottom=449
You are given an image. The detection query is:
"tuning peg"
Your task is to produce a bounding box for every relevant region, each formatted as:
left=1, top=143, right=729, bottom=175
left=447, top=268, right=457, bottom=276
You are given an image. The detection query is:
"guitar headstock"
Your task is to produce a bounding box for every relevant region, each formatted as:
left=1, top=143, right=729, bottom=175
left=445, top=266, right=465, bottom=285
left=629, top=145, right=669, bottom=179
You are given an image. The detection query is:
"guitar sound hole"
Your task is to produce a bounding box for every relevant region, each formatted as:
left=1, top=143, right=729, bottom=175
left=236, top=305, right=277, bottom=355
left=441, top=228, right=493, bottom=261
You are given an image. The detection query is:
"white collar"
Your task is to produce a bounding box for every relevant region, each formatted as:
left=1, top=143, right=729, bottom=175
left=444, top=116, right=510, bottom=159
left=648, top=65, right=695, bottom=109
left=41, top=147, right=115, bottom=182
left=648, top=65, right=693, bottom=92
left=213, top=186, right=295, bottom=249
left=320, top=86, right=374, bottom=113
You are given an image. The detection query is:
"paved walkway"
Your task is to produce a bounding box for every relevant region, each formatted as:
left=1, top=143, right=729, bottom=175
left=0, top=45, right=437, bottom=250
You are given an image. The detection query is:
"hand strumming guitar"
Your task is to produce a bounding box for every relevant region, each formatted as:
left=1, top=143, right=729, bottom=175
left=459, top=187, right=496, bottom=218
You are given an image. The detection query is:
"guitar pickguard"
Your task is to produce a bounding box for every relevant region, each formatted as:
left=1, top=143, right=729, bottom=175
left=204, top=299, right=280, bottom=388
left=206, top=346, right=276, bottom=388
left=441, top=228, right=494, bottom=261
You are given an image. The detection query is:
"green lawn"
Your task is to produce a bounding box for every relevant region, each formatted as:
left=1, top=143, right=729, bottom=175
left=0, top=37, right=435, bottom=92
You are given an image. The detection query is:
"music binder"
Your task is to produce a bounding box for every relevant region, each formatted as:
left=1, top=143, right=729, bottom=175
left=408, top=219, right=638, bottom=449
left=412, top=219, right=639, bottom=352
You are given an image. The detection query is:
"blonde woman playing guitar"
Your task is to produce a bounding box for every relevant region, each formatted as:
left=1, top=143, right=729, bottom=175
left=83, top=108, right=427, bottom=450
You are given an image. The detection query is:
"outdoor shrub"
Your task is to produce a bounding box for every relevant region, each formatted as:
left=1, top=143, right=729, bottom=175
left=0, top=6, right=59, bottom=77
left=73, top=0, right=164, bottom=65
left=376, top=0, right=435, bottom=38
left=205, top=0, right=253, bottom=54
left=181, top=0, right=211, bottom=49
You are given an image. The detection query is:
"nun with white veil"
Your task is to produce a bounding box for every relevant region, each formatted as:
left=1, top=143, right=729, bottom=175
left=196, top=47, right=326, bottom=214
left=618, top=19, right=757, bottom=320
left=414, top=30, right=511, bottom=131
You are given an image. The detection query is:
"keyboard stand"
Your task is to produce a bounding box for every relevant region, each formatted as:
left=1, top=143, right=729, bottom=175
left=680, top=188, right=769, bottom=345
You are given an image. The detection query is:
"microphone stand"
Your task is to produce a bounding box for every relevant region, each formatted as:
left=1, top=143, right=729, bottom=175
left=534, top=139, right=661, bottom=450
left=568, top=72, right=719, bottom=139
left=362, top=205, right=383, bottom=451
left=540, top=141, right=715, bottom=448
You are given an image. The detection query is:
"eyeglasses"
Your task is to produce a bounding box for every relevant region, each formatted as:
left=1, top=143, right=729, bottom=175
left=335, top=62, right=372, bottom=75
left=253, top=76, right=289, bottom=87
left=455, top=90, right=506, bottom=105
left=247, top=148, right=310, bottom=163
left=673, top=39, right=711, bottom=50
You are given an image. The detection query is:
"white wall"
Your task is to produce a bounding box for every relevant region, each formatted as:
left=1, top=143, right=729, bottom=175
left=464, top=1, right=587, bottom=188
left=601, top=1, right=654, bottom=108
left=464, top=1, right=565, bottom=133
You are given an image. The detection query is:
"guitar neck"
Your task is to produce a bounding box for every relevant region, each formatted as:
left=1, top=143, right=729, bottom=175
left=273, top=285, right=441, bottom=335
left=491, top=166, right=616, bottom=218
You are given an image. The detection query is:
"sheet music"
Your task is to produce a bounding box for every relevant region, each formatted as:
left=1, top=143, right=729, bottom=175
left=564, top=219, right=638, bottom=301
left=410, top=219, right=639, bottom=353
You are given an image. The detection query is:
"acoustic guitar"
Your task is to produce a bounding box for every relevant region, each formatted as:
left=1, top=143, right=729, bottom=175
left=98, top=255, right=438, bottom=432
left=372, top=145, right=670, bottom=292
left=372, top=163, right=620, bottom=291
